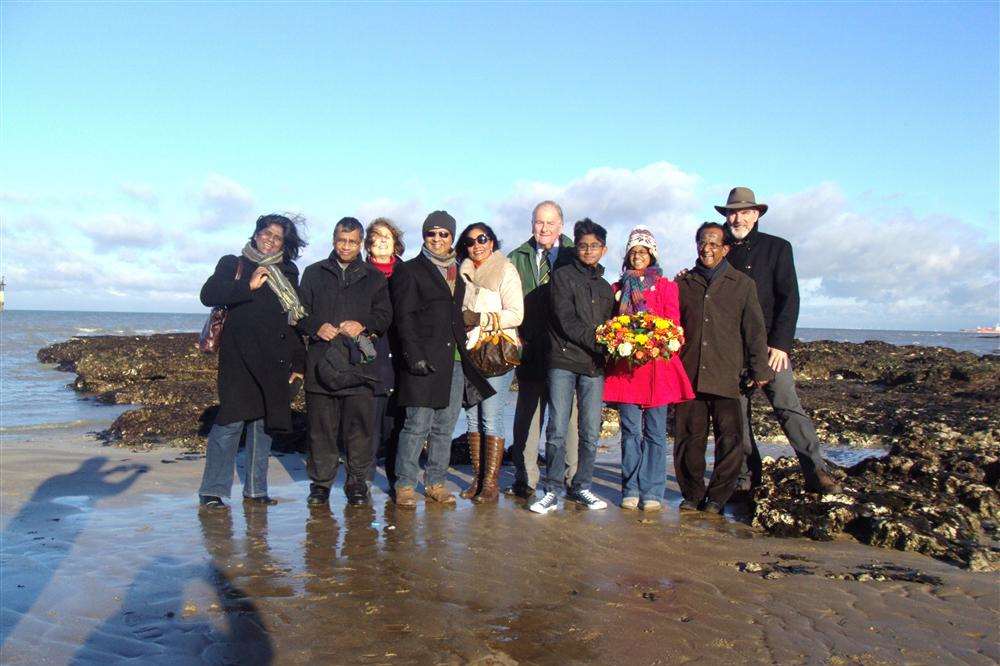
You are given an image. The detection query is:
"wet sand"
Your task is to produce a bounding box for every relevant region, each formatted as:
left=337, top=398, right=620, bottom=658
left=1, top=434, right=997, bottom=665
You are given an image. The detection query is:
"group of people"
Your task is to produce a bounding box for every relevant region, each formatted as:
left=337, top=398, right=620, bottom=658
left=196, top=186, right=842, bottom=517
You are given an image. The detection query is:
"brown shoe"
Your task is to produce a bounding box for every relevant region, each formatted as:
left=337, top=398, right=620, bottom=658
left=394, top=486, right=419, bottom=508
left=808, top=469, right=843, bottom=494
left=473, top=436, right=505, bottom=504
left=460, top=432, right=483, bottom=500
left=424, top=483, right=456, bottom=504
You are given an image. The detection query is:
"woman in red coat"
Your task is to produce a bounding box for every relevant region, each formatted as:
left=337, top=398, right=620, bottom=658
left=604, top=226, right=694, bottom=511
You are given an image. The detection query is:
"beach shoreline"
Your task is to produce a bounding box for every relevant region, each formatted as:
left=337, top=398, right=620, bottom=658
left=2, top=430, right=998, bottom=664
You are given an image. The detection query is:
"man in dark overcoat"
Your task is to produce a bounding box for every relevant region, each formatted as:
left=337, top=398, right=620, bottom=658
left=299, top=217, right=392, bottom=506
left=717, top=187, right=841, bottom=494
left=674, top=223, right=773, bottom=513
left=389, top=210, right=494, bottom=507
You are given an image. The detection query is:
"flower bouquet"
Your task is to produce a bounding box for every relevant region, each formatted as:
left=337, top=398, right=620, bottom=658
left=595, top=313, right=685, bottom=368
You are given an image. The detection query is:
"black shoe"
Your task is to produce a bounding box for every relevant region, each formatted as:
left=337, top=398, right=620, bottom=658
left=678, top=499, right=701, bottom=512
left=701, top=500, right=724, bottom=515
left=503, top=485, right=535, bottom=499
left=243, top=495, right=278, bottom=506
left=199, top=495, right=226, bottom=509
left=346, top=483, right=371, bottom=506
left=307, top=484, right=330, bottom=506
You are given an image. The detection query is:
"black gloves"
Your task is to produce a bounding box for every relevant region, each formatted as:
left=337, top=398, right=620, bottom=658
left=410, top=359, right=436, bottom=376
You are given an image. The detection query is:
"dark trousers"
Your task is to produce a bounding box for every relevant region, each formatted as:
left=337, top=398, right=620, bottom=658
left=739, top=365, right=828, bottom=487
left=673, top=392, right=744, bottom=505
left=371, top=393, right=401, bottom=484
left=306, top=390, right=375, bottom=491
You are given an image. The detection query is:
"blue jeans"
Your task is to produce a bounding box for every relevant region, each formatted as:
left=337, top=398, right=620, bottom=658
left=544, top=368, right=604, bottom=494
left=465, top=371, right=513, bottom=437
left=395, top=361, right=465, bottom=490
left=616, top=403, right=668, bottom=501
left=198, top=419, right=272, bottom=499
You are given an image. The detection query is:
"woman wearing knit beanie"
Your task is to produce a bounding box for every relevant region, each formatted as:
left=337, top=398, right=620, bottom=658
left=603, top=226, right=694, bottom=511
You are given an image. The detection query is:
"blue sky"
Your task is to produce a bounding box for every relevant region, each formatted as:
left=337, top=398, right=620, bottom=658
left=2, top=1, right=998, bottom=329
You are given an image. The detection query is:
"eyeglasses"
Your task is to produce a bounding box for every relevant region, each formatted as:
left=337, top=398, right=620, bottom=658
left=697, top=240, right=725, bottom=249
left=256, top=230, right=285, bottom=244
left=576, top=242, right=605, bottom=252
left=461, top=234, right=490, bottom=248
left=424, top=229, right=451, bottom=239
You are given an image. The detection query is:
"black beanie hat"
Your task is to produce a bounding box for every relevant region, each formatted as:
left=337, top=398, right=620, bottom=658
left=422, top=210, right=456, bottom=238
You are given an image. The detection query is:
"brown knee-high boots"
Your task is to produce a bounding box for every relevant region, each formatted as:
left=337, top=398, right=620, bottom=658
left=473, top=435, right=505, bottom=503
left=460, top=432, right=483, bottom=500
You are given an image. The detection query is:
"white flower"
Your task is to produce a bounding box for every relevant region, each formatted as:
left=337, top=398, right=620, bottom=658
left=667, top=339, right=681, bottom=353
left=617, top=342, right=634, bottom=356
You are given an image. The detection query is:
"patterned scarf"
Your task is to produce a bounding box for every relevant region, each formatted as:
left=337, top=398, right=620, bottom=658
left=422, top=245, right=458, bottom=294
left=617, top=266, right=662, bottom=315
left=242, top=242, right=307, bottom=324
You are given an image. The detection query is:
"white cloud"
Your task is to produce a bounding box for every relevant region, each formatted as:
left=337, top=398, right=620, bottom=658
left=120, top=182, right=158, bottom=205
left=197, top=174, right=254, bottom=229
left=762, top=183, right=999, bottom=329
left=77, top=213, right=164, bottom=250
left=490, top=162, right=702, bottom=275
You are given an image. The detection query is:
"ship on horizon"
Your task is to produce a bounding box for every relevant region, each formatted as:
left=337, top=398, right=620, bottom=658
left=959, top=324, right=1000, bottom=337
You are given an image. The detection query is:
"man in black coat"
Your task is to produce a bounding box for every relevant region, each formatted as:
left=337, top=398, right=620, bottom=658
left=717, top=187, right=841, bottom=494
left=389, top=211, right=494, bottom=507
left=299, top=217, right=392, bottom=506
left=529, top=219, right=615, bottom=515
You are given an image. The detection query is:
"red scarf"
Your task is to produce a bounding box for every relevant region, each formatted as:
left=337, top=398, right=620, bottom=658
left=369, top=255, right=398, bottom=278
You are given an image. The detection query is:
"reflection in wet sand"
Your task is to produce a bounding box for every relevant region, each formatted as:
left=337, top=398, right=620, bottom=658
left=1, top=453, right=995, bottom=664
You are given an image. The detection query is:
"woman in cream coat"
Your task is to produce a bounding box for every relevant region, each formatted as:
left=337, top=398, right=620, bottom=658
left=457, top=222, right=524, bottom=502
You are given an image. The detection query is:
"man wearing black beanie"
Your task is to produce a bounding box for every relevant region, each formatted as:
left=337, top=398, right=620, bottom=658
left=389, top=211, right=494, bottom=507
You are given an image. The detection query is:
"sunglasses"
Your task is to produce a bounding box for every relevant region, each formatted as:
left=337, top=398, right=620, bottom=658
left=424, top=229, right=451, bottom=239
left=461, top=234, right=491, bottom=248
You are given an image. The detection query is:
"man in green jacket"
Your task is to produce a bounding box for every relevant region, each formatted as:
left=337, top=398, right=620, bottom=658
left=505, top=200, right=579, bottom=498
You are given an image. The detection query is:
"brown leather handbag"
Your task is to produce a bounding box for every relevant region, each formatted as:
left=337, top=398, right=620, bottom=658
left=467, top=312, right=521, bottom=377
left=198, top=259, right=244, bottom=353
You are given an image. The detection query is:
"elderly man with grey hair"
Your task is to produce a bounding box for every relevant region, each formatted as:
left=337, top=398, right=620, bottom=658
left=505, top=200, right=580, bottom=498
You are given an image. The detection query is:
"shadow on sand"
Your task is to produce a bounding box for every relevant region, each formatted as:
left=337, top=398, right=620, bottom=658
left=1, top=456, right=147, bottom=647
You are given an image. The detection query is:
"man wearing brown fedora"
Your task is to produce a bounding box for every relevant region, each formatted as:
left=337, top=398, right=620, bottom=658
left=716, top=187, right=842, bottom=495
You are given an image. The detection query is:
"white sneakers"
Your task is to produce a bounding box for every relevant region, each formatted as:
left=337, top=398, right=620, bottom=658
left=529, top=492, right=559, bottom=514
left=570, top=489, right=608, bottom=510
left=530, top=489, right=609, bottom=514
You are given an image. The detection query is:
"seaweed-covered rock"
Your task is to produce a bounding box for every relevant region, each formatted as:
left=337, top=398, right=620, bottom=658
left=752, top=426, right=1000, bottom=571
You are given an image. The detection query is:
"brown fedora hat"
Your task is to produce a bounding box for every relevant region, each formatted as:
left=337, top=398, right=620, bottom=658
left=714, top=186, right=768, bottom=216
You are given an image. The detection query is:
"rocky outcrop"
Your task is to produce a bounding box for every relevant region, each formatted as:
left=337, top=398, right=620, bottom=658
left=752, top=425, right=1000, bottom=571
left=38, top=333, right=1000, bottom=568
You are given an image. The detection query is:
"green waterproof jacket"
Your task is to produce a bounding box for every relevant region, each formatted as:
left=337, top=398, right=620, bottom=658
left=507, top=234, right=576, bottom=379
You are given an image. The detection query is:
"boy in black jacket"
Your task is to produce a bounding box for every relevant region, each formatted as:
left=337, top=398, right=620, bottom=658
left=530, top=219, right=614, bottom=514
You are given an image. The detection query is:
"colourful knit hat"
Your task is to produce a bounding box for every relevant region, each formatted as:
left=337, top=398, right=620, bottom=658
left=625, top=226, right=658, bottom=262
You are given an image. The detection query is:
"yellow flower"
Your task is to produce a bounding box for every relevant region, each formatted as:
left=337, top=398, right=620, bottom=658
left=634, top=333, right=648, bottom=345
left=654, top=318, right=669, bottom=330
left=617, top=315, right=631, bottom=325
left=611, top=322, right=623, bottom=330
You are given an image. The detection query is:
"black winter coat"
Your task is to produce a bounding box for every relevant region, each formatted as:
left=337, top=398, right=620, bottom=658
left=726, top=227, right=800, bottom=352
left=676, top=263, right=773, bottom=399
left=547, top=259, right=615, bottom=377
left=389, top=253, right=494, bottom=409
left=298, top=254, right=392, bottom=396
left=200, top=255, right=305, bottom=433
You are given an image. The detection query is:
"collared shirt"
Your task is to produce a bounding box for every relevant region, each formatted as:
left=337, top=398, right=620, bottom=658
left=535, top=238, right=562, bottom=279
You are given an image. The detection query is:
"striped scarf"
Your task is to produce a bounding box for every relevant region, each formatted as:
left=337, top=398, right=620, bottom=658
left=422, top=246, right=458, bottom=294
left=241, top=242, right=307, bottom=324
left=617, top=267, right=662, bottom=315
